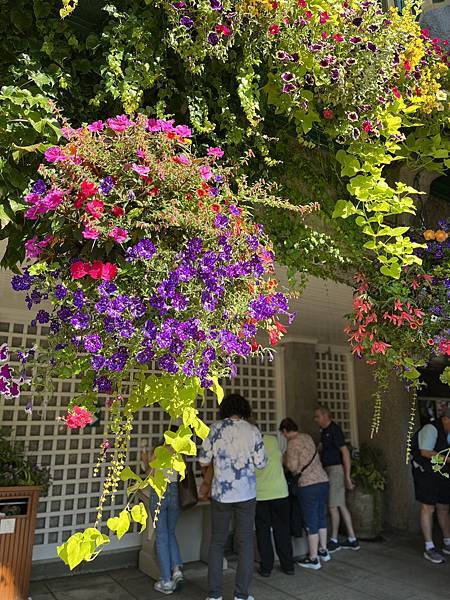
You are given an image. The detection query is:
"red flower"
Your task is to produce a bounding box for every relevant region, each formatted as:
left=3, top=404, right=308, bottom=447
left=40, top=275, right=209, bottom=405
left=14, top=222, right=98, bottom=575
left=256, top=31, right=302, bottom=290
left=80, top=180, right=98, bottom=198
left=70, top=261, right=90, bottom=279
left=167, top=132, right=176, bottom=140
left=404, top=60, right=412, bottom=72
left=268, top=24, right=280, bottom=35
left=250, top=339, right=259, bottom=352
left=101, top=262, right=118, bottom=281
left=323, top=109, right=334, bottom=120
left=86, top=200, right=105, bottom=219
left=271, top=1, right=279, bottom=8
left=148, top=187, right=159, bottom=196
left=111, top=206, right=125, bottom=217
left=362, top=120, right=373, bottom=133
left=319, top=11, right=329, bottom=24
left=64, top=405, right=93, bottom=429
left=392, top=86, right=401, bottom=99
left=211, top=204, right=221, bottom=213
left=196, top=189, right=206, bottom=198
left=297, top=0, right=306, bottom=6
left=88, top=260, right=102, bottom=280
left=333, top=33, right=344, bottom=42
left=74, top=193, right=85, bottom=209
left=305, top=10, right=313, bottom=19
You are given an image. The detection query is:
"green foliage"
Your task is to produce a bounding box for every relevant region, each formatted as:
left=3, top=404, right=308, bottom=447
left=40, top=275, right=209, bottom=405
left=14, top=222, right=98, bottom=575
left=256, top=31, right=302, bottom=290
left=351, top=444, right=387, bottom=494
left=441, top=367, right=450, bottom=387
left=57, top=528, right=110, bottom=570
left=0, top=431, right=51, bottom=493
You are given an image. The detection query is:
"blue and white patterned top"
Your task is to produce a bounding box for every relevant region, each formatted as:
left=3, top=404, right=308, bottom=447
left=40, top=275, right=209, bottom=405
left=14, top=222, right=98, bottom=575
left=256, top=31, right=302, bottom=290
left=199, top=418, right=267, bottom=503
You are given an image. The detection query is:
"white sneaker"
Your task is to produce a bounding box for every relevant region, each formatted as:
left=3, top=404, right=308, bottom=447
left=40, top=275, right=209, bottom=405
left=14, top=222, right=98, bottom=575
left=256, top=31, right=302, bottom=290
left=318, top=549, right=331, bottom=562
left=172, top=569, right=183, bottom=586
left=154, top=579, right=176, bottom=594
left=206, top=597, right=223, bottom=600
left=234, top=597, right=254, bottom=600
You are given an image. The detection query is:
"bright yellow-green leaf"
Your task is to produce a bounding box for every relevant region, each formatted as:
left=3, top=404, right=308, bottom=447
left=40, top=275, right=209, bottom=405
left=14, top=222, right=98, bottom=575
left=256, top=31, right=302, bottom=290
left=131, top=502, right=148, bottom=532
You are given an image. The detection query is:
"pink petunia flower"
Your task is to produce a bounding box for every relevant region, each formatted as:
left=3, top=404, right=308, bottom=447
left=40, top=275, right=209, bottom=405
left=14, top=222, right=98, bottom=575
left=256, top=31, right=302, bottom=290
left=82, top=225, right=100, bottom=240
left=64, top=405, right=94, bottom=429
left=25, top=235, right=54, bottom=259
left=207, top=146, right=224, bottom=158
left=174, top=124, right=192, bottom=137
left=100, top=262, right=118, bottom=281
left=109, top=227, right=128, bottom=243
left=107, top=114, right=135, bottom=132
left=199, top=165, right=213, bottom=181
left=44, top=146, right=66, bottom=163
left=70, top=261, right=90, bottom=279
left=131, top=163, right=151, bottom=177
left=173, top=154, right=191, bottom=165
left=268, top=24, right=280, bottom=35
left=87, top=120, right=104, bottom=132
left=86, top=200, right=105, bottom=219
left=42, top=189, right=64, bottom=211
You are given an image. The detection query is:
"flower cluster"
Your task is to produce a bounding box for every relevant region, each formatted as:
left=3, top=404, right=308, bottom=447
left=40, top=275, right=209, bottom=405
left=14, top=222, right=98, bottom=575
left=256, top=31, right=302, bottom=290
left=0, top=343, right=33, bottom=400
left=270, top=0, right=449, bottom=141
left=13, top=114, right=310, bottom=424
left=346, top=221, right=450, bottom=385
left=63, top=405, right=94, bottom=429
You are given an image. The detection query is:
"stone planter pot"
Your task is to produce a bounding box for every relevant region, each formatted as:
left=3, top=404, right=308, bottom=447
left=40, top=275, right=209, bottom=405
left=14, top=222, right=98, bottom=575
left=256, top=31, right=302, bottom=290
left=347, top=486, right=383, bottom=540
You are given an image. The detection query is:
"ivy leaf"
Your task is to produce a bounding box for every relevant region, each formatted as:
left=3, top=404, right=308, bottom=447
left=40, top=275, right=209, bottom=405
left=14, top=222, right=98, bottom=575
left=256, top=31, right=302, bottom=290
left=380, top=261, right=401, bottom=279
left=164, top=426, right=197, bottom=455
left=131, top=502, right=148, bottom=532
left=107, top=509, right=131, bottom=540
left=209, top=376, right=224, bottom=403
left=57, top=529, right=109, bottom=570
left=332, top=199, right=357, bottom=219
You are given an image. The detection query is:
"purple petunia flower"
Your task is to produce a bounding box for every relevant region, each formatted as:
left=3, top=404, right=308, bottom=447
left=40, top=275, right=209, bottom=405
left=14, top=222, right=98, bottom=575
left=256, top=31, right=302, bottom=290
left=73, top=290, right=85, bottom=309
left=159, top=354, right=179, bottom=374
left=54, top=284, right=67, bottom=300
left=349, top=36, right=362, bottom=44
left=136, top=349, right=155, bottom=365
left=35, top=310, right=50, bottom=324
left=70, top=312, right=90, bottom=330
left=33, top=180, right=47, bottom=195
left=281, top=72, right=294, bottom=82
left=94, top=375, right=112, bottom=393
left=91, top=355, right=106, bottom=371
left=172, top=1, right=186, bottom=7
left=282, top=83, right=296, bottom=93
left=207, top=32, right=219, bottom=45
left=84, top=334, right=103, bottom=353
left=100, top=176, right=114, bottom=195
left=210, top=0, right=222, bottom=9
left=180, top=16, right=193, bottom=29
left=367, top=42, right=377, bottom=52
left=126, top=238, right=156, bottom=261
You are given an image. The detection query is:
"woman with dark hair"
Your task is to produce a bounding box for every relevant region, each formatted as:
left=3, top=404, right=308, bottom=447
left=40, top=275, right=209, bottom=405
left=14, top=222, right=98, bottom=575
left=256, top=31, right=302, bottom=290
left=280, top=417, right=330, bottom=570
left=199, top=394, right=267, bottom=600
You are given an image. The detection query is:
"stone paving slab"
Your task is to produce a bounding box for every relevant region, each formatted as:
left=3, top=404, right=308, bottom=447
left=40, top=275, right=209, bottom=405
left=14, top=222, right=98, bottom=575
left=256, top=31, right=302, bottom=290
left=31, top=534, right=450, bottom=600
left=51, top=581, right=135, bottom=600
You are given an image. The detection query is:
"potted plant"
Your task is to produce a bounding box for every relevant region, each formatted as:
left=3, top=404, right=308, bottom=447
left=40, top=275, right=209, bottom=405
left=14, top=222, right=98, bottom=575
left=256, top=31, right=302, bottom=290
left=0, top=432, right=50, bottom=600
left=346, top=444, right=387, bottom=540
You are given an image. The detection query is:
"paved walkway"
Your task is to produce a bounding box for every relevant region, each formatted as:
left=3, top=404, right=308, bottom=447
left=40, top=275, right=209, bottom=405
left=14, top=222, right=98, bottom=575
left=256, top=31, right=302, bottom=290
left=30, top=534, right=450, bottom=600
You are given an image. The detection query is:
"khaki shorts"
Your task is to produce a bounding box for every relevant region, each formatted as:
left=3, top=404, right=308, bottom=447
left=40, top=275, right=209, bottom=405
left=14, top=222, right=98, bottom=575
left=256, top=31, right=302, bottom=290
left=325, top=464, right=346, bottom=507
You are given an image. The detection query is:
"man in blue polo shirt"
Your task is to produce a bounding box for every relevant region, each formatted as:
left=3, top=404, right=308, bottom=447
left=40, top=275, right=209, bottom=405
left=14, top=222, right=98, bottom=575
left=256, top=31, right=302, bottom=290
left=314, top=406, right=360, bottom=552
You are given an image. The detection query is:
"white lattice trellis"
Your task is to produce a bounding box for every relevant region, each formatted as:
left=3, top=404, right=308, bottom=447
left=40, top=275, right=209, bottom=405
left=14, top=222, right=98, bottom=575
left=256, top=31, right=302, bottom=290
left=315, top=346, right=358, bottom=447
left=0, top=316, right=283, bottom=561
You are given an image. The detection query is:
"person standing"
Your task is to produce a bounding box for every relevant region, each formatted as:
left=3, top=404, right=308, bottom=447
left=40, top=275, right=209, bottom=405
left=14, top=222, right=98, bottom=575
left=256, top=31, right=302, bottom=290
left=411, top=409, right=450, bottom=563
left=255, top=433, right=295, bottom=577
left=314, top=406, right=360, bottom=552
left=199, top=394, right=267, bottom=600
left=280, top=417, right=330, bottom=570
left=143, top=434, right=184, bottom=595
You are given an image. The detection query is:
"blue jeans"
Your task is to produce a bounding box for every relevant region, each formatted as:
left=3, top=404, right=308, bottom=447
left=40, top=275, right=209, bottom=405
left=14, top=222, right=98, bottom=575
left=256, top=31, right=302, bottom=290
left=296, top=482, right=329, bottom=535
left=150, top=482, right=182, bottom=582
